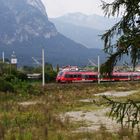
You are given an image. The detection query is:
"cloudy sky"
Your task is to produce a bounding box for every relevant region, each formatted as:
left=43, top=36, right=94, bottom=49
left=41, top=0, right=113, bottom=18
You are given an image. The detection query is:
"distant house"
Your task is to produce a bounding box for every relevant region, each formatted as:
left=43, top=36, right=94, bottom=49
left=27, top=73, right=41, bottom=79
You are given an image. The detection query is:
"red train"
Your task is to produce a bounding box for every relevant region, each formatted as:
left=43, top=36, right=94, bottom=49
left=56, top=70, right=140, bottom=83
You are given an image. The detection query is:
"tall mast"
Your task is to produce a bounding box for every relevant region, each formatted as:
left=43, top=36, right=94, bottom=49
left=42, top=49, right=45, bottom=86
left=2, top=52, right=4, bottom=63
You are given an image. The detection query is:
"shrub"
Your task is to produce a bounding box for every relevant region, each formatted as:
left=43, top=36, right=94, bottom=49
left=4, top=74, right=15, bottom=82
left=16, top=71, right=27, bottom=81
left=0, top=78, right=14, bottom=92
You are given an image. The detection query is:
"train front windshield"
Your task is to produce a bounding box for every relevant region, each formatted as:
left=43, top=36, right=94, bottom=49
left=57, top=71, right=63, bottom=77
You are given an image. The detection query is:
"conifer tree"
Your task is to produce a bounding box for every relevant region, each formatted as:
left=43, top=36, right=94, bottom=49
left=100, top=0, right=140, bottom=131
left=101, top=0, right=140, bottom=74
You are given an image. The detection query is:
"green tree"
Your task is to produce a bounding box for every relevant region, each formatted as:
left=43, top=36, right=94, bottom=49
left=101, top=0, right=140, bottom=74
left=102, top=96, right=140, bottom=132
left=100, top=0, right=140, bottom=132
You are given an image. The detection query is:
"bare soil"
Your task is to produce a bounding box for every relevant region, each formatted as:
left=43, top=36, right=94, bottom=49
left=62, top=90, right=137, bottom=132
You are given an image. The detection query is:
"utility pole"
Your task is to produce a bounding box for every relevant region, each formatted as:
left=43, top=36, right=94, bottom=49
left=2, top=52, right=4, bottom=63
left=42, top=49, right=45, bottom=87
left=98, top=55, right=100, bottom=84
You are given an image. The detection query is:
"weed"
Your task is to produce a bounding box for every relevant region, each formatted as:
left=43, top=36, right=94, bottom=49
left=0, top=82, right=139, bottom=139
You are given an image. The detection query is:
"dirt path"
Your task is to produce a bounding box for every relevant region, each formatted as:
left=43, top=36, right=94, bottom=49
left=62, top=90, right=138, bottom=132
left=64, top=108, right=120, bottom=132
left=18, top=101, right=44, bottom=106
left=94, top=90, right=137, bottom=97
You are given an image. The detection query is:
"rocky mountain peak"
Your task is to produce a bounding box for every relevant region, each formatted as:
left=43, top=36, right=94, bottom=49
left=0, top=0, right=105, bottom=66
left=0, top=0, right=57, bottom=45
left=27, top=0, right=47, bottom=16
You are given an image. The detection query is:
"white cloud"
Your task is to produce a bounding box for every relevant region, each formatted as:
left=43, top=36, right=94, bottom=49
left=41, top=0, right=114, bottom=18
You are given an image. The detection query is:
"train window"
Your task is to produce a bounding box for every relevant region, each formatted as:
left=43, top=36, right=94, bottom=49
left=85, top=75, right=89, bottom=78
left=123, top=76, right=128, bottom=78
left=82, top=75, right=86, bottom=78
left=89, top=75, right=92, bottom=78
left=133, top=75, right=137, bottom=78
left=112, top=75, right=118, bottom=78
left=58, top=72, right=63, bottom=76
left=117, top=75, right=128, bottom=78
left=65, top=74, right=74, bottom=78
left=69, top=75, right=74, bottom=78
left=65, top=74, right=70, bottom=78
left=89, top=75, right=97, bottom=78
left=77, top=75, right=81, bottom=78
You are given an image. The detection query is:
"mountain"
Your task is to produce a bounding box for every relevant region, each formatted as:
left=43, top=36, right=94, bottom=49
left=0, top=0, right=106, bottom=66
left=50, top=19, right=104, bottom=49
left=0, top=0, right=57, bottom=44
left=51, top=12, right=119, bottom=30
left=50, top=13, right=119, bottom=49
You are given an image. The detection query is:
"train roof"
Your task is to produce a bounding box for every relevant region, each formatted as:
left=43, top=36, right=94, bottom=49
left=61, top=71, right=98, bottom=74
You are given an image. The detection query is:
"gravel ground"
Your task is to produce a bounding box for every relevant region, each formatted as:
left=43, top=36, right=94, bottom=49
left=62, top=90, right=137, bottom=132
left=64, top=108, right=120, bottom=132
left=94, top=90, right=137, bottom=97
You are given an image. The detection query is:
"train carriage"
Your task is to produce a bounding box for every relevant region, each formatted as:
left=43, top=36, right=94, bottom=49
left=56, top=70, right=140, bottom=83
left=56, top=71, right=98, bottom=83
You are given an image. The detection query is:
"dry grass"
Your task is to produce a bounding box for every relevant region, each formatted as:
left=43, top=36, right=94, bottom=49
left=0, top=81, right=140, bottom=139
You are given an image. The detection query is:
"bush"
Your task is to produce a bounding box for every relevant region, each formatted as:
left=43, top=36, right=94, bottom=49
left=4, top=71, right=27, bottom=82
left=0, top=78, right=14, bottom=92
left=16, top=71, right=27, bottom=81
left=4, top=74, right=15, bottom=82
